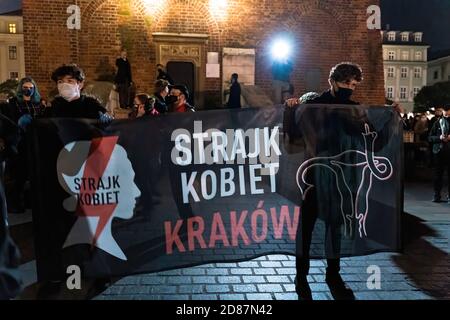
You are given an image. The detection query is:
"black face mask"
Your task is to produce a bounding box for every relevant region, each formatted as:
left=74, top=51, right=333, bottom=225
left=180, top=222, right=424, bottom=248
left=166, top=95, right=178, bottom=105
left=22, top=88, right=35, bottom=97
left=334, top=87, right=353, bottom=101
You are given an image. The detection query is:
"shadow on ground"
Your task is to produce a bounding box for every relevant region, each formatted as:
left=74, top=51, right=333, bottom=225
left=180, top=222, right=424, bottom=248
left=392, top=213, right=449, bottom=299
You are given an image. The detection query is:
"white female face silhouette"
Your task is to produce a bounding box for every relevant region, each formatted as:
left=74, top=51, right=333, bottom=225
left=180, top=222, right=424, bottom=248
left=57, top=138, right=141, bottom=260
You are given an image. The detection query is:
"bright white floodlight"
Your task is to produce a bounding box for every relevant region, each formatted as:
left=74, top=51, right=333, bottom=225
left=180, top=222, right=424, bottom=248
left=271, top=38, right=292, bottom=61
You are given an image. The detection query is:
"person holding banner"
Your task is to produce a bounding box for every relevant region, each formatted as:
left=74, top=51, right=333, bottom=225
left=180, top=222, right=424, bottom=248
left=286, top=62, right=402, bottom=300
left=48, top=64, right=113, bottom=123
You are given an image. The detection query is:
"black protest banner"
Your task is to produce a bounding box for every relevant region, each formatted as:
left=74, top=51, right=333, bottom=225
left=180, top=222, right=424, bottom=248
left=29, top=105, right=402, bottom=281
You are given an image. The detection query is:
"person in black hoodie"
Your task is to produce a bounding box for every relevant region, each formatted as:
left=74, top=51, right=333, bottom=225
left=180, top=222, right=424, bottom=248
left=49, top=64, right=111, bottom=121
left=286, top=63, right=403, bottom=301
left=286, top=62, right=362, bottom=301
left=38, top=64, right=112, bottom=299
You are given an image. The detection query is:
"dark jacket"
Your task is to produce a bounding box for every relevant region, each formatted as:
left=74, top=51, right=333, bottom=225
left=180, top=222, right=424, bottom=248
left=0, top=113, right=21, bottom=299
left=153, top=93, right=169, bottom=114
left=49, top=95, right=106, bottom=119
left=115, top=58, right=132, bottom=84
left=305, top=89, right=359, bottom=105
left=284, top=90, right=359, bottom=142
left=157, top=69, right=174, bottom=85
left=0, top=104, right=20, bottom=162
left=227, top=82, right=242, bottom=109
left=4, top=97, right=44, bottom=123
left=428, top=117, right=450, bottom=155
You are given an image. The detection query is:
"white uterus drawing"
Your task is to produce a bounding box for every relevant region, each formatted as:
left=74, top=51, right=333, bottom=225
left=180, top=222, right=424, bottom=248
left=296, top=124, right=393, bottom=238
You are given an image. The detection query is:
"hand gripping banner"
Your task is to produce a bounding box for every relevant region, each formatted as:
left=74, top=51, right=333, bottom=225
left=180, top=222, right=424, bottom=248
left=29, top=105, right=402, bottom=281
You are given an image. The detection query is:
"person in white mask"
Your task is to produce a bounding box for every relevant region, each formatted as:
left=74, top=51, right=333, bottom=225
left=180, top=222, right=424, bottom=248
left=48, top=64, right=112, bottom=122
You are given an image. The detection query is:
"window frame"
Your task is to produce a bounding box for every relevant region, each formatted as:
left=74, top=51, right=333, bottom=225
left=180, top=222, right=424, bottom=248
left=387, top=87, right=394, bottom=99
left=414, top=67, right=422, bottom=79
left=401, top=51, right=409, bottom=61
left=415, top=51, right=422, bottom=61
left=388, top=51, right=395, bottom=61
left=387, top=67, right=395, bottom=78
left=8, top=46, right=18, bottom=60
left=401, top=67, right=408, bottom=78
left=8, top=23, right=17, bottom=34
left=9, top=71, right=19, bottom=80
left=400, top=87, right=408, bottom=100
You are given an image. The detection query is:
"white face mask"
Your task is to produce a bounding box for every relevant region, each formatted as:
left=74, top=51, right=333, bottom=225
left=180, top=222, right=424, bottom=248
left=58, top=83, right=80, bottom=102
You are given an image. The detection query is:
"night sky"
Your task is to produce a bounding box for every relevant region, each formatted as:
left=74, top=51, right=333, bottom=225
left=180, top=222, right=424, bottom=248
left=1, top=0, right=449, bottom=53
left=381, top=0, right=450, bottom=53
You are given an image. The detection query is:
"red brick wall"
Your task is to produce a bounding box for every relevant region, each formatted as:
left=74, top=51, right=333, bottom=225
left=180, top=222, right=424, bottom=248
left=23, top=0, right=385, bottom=106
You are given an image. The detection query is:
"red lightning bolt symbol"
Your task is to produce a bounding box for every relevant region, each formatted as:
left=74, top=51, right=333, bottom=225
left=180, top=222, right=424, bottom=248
left=76, top=136, right=119, bottom=248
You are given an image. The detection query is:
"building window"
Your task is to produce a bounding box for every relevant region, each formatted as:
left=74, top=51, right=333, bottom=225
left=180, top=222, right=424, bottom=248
left=400, top=87, right=408, bottom=100
left=388, top=33, right=396, bottom=41
left=387, top=87, right=394, bottom=99
left=401, top=67, right=408, bottom=78
left=387, top=67, right=395, bottom=78
left=8, top=23, right=17, bottom=34
left=8, top=46, right=17, bottom=60
left=413, top=87, right=420, bottom=97
left=434, top=70, right=439, bottom=80
left=402, top=51, right=409, bottom=61
left=388, top=51, right=395, bottom=60
left=415, top=51, right=423, bottom=61
left=414, top=67, right=422, bottom=78
left=401, top=33, right=409, bottom=42
left=9, top=72, right=19, bottom=80
left=414, top=33, right=422, bottom=42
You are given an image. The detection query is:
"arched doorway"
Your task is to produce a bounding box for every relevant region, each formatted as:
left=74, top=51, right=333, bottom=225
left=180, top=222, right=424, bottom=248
left=167, top=61, right=195, bottom=105
left=152, top=32, right=208, bottom=109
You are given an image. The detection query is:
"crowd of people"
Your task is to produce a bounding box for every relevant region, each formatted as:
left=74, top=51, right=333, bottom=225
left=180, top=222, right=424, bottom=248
left=0, top=60, right=205, bottom=298
left=0, top=58, right=447, bottom=300
left=400, top=106, right=450, bottom=203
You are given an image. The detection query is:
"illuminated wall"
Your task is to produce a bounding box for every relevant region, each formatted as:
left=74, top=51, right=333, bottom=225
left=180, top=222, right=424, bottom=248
left=22, top=0, right=385, bottom=107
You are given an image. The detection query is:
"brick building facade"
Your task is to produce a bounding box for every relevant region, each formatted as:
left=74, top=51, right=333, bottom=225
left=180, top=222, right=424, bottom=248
left=22, top=0, right=385, bottom=108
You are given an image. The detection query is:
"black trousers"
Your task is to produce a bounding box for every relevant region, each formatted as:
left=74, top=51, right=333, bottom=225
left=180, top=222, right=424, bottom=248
left=296, top=187, right=342, bottom=276
left=117, top=82, right=131, bottom=108
left=0, top=172, right=22, bottom=299
left=433, top=149, right=450, bottom=196
left=5, top=141, right=28, bottom=210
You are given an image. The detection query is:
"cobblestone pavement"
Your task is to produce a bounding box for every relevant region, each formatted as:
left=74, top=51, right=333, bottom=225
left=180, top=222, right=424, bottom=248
left=12, top=183, right=449, bottom=300
left=95, top=193, right=450, bottom=300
